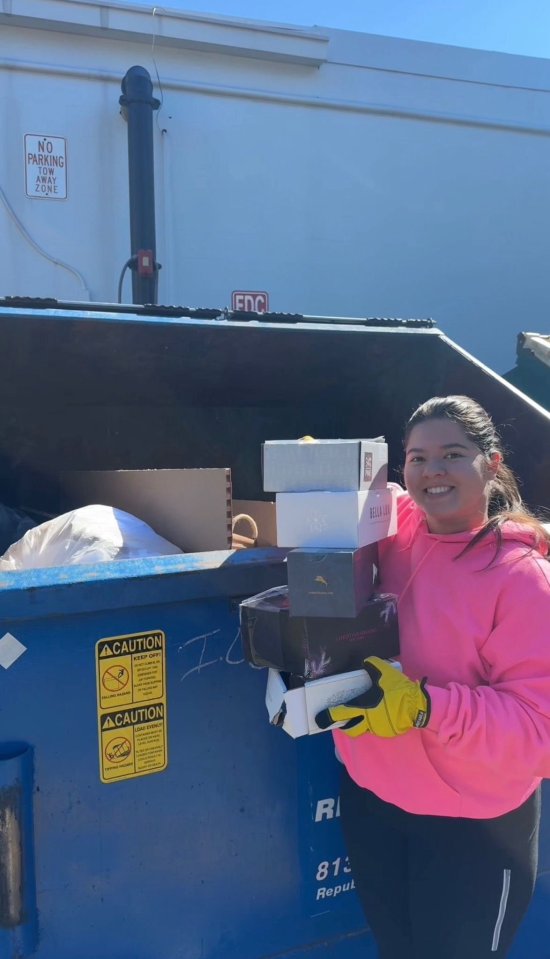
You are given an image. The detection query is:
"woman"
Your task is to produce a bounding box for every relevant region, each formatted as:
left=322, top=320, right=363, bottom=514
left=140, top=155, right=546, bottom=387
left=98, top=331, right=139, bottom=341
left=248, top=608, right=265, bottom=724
left=319, top=395, right=550, bottom=958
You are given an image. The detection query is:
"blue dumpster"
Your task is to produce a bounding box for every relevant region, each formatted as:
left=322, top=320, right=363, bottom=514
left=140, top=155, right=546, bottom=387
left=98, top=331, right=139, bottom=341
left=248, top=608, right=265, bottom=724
left=0, top=302, right=549, bottom=959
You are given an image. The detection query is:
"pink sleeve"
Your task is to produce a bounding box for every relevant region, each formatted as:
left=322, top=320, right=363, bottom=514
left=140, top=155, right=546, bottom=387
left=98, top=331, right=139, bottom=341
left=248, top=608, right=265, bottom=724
left=427, top=559, right=550, bottom=778
left=388, top=483, right=409, bottom=508
left=378, top=489, right=418, bottom=563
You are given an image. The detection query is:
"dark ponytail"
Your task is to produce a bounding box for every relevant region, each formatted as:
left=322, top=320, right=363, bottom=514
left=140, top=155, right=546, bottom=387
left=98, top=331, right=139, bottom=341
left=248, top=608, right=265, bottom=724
left=404, top=395, right=550, bottom=557
left=487, top=462, right=522, bottom=516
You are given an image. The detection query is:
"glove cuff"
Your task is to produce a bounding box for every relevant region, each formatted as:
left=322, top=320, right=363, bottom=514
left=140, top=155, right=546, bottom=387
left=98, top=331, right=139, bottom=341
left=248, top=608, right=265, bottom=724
left=413, top=678, right=431, bottom=729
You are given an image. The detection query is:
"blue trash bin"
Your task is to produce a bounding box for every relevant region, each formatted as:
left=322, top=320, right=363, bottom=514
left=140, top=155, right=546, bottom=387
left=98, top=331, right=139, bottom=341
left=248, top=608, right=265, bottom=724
left=1, top=302, right=549, bottom=958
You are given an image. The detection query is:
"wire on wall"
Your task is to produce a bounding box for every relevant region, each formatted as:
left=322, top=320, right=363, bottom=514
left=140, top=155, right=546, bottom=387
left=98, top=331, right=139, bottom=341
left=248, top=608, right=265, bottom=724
left=151, top=6, right=167, bottom=134
left=0, top=182, right=92, bottom=298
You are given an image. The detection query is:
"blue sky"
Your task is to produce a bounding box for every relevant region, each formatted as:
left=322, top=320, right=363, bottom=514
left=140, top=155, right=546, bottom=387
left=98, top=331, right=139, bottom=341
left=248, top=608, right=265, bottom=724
left=153, top=0, right=550, bottom=59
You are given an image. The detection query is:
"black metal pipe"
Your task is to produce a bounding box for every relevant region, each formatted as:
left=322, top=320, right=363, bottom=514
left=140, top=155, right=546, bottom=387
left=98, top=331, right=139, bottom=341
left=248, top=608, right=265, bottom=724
left=119, top=66, right=160, bottom=305
left=0, top=743, right=37, bottom=957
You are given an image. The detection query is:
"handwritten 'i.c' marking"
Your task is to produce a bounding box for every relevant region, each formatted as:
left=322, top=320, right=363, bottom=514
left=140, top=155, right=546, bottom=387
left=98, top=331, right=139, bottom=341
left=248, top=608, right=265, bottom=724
left=179, top=627, right=262, bottom=681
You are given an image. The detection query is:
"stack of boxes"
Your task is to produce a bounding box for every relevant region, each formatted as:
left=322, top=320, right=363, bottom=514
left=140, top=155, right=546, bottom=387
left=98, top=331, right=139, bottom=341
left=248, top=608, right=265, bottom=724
left=240, top=437, right=400, bottom=738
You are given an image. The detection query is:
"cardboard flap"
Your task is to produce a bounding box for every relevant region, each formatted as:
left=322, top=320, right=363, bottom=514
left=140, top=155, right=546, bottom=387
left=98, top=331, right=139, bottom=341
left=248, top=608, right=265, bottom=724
left=232, top=499, right=276, bottom=547
left=266, top=668, right=308, bottom=737
left=56, top=468, right=232, bottom=552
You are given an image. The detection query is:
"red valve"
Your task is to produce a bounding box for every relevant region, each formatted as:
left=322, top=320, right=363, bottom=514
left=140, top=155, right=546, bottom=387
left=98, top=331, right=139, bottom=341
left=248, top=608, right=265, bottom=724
left=137, top=250, right=155, bottom=276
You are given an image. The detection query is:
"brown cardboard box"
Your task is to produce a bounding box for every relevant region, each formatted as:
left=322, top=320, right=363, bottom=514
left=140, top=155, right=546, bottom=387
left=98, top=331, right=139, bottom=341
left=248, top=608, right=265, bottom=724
left=232, top=499, right=277, bottom=547
left=57, top=469, right=232, bottom=552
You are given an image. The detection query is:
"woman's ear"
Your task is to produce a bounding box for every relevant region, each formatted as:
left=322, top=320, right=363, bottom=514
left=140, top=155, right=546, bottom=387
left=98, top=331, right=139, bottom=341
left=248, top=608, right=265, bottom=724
left=487, top=451, right=502, bottom=478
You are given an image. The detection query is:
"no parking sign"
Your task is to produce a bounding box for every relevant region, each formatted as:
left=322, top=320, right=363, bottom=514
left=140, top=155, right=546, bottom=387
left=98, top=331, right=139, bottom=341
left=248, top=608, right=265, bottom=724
left=25, top=134, right=67, bottom=199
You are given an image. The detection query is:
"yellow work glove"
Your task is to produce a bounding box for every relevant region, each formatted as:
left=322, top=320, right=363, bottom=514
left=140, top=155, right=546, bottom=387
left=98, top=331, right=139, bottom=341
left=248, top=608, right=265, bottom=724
left=316, top=657, right=431, bottom=738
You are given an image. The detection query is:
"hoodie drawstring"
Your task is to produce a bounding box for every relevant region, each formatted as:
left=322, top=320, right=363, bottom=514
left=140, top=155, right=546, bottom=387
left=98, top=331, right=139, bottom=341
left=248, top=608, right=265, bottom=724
left=396, top=539, right=440, bottom=610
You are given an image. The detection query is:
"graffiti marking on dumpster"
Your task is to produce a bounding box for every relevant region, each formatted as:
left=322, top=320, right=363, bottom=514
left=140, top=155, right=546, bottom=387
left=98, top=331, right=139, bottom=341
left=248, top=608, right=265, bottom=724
left=178, top=626, right=247, bottom=682
left=96, top=631, right=168, bottom=783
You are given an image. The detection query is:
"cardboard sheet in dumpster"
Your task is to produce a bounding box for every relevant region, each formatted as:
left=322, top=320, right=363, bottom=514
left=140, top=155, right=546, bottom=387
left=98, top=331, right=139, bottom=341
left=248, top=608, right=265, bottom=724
left=96, top=630, right=168, bottom=783
left=58, top=468, right=233, bottom=551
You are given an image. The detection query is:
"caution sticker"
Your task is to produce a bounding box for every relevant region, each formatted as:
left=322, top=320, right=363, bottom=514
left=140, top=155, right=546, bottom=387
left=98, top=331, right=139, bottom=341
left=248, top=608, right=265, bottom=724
left=96, top=631, right=168, bottom=783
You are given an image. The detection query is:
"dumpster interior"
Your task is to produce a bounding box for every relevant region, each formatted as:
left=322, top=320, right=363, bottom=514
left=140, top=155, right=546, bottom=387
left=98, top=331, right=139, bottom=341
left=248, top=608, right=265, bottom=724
left=1, top=305, right=549, bottom=526
left=1, top=305, right=550, bottom=959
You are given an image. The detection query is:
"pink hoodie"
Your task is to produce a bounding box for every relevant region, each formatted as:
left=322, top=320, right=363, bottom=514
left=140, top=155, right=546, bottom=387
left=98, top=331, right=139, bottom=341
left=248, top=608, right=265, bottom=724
left=333, top=492, right=550, bottom=818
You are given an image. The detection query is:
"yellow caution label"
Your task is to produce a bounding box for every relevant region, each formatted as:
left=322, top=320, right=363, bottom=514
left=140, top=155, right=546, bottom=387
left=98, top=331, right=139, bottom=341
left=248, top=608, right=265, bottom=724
left=96, top=631, right=168, bottom=783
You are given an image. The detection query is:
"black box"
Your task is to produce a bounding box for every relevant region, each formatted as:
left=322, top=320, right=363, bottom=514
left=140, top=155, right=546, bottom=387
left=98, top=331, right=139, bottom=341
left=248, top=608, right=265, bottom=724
left=286, top=543, right=378, bottom=618
left=239, top=586, right=399, bottom=680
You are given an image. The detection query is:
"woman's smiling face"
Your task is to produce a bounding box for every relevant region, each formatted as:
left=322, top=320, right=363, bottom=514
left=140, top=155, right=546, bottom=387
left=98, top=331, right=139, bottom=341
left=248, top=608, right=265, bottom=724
left=404, top=417, right=500, bottom=534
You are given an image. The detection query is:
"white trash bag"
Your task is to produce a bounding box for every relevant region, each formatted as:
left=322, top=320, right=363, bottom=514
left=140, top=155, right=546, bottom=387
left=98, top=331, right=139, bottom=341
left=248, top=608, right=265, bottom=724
left=0, top=504, right=182, bottom=571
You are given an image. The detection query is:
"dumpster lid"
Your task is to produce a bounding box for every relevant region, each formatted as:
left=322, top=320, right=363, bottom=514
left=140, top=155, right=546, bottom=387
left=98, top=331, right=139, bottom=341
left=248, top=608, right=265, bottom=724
left=519, top=332, right=550, bottom=369
left=0, top=296, right=436, bottom=328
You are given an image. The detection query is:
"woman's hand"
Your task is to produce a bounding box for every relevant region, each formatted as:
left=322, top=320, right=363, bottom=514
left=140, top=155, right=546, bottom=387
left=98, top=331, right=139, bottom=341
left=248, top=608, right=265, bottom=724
left=316, top=657, right=431, bottom=738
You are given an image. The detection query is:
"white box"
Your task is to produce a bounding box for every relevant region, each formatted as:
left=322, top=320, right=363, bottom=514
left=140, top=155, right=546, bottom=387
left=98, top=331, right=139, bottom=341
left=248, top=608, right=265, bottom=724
left=276, top=486, right=397, bottom=548
left=263, top=438, right=388, bottom=492
left=265, top=667, right=372, bottom=738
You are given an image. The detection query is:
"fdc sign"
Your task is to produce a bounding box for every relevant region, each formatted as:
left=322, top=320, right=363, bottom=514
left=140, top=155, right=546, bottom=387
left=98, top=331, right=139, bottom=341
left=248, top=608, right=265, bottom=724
left=231, top=291, right=269, bottom=313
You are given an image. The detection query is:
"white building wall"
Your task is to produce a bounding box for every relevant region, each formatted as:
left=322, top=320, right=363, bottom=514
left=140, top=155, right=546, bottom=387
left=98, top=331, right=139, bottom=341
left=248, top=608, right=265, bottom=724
left=1, top=1, right=550, bottom=371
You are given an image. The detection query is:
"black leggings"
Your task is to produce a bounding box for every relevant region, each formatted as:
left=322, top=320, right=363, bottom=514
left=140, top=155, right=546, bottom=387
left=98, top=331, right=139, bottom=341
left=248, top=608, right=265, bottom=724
left=340, top=768, right=540, bottom=959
